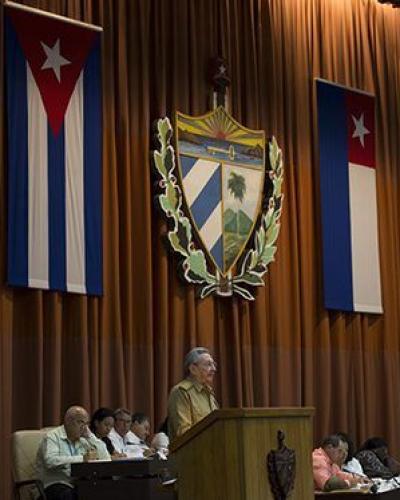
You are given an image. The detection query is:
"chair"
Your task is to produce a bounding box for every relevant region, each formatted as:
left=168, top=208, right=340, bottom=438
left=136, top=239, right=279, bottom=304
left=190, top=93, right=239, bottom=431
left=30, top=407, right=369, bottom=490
left=11, top=429, right=47, bottom=500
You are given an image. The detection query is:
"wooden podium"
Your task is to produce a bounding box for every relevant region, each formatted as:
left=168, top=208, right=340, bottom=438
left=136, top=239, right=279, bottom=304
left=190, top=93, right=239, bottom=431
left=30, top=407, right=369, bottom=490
left=170, top=407, right=314, bottom=500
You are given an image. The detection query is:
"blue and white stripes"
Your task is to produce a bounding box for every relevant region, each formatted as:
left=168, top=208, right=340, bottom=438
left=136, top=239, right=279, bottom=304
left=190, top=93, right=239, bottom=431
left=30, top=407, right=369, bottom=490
left=180, top=156, right=223, bottom=269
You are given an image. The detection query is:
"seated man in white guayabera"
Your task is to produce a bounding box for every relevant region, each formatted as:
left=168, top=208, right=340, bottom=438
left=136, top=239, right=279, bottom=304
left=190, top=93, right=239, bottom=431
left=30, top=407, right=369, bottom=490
left=36, top=405, right=110, bottom=500
left=125, top=412, right=157, bottom=458
left=127, top=412, right=151, bottom=446
left=108, top=408, right=152, bottom=458
left=108, top=408, right=133, bottom=455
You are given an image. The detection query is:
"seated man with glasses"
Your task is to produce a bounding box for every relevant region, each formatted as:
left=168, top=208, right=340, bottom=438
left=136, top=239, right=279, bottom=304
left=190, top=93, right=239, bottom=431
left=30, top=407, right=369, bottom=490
left=36, top=405, right=110, bottom=500
left=168, top=347, right=218, bottom=441
left=108, top=408, right=134, bottom=456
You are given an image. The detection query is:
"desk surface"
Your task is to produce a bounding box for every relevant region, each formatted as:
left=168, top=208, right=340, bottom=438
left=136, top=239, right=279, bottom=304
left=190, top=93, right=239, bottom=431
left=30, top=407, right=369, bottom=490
left=71, top=457, right=170, bottom=477
left=315, top=488, right=400, bottom=499
left=71, top=458, right=176, bottom=500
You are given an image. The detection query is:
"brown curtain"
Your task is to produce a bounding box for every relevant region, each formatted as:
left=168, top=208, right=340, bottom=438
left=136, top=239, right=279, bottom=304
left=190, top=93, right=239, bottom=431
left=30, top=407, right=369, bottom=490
left=1, top=0, right=400, bottom=497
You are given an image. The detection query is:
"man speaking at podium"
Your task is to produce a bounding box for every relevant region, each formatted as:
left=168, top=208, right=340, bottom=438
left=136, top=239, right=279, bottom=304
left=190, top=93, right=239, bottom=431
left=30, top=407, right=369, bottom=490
left=168, top=347, right=219, bottom=440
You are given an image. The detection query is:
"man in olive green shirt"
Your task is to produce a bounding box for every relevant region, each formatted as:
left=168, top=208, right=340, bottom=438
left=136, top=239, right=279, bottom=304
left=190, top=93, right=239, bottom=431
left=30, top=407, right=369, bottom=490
left=168, top=347, right=218, bottom=441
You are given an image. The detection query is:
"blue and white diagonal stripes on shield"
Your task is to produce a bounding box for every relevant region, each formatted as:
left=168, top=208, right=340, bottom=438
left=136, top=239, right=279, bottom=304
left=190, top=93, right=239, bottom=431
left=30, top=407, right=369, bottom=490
left=180, top=156, right=223, bottom=270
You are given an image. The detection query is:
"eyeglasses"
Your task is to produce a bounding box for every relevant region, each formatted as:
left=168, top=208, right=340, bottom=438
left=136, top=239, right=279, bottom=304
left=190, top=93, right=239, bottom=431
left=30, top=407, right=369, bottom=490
left=116, top=418, right=132, bottom=424
left=195, top=361, right=217, bottom=370
left=74, top=418, right=89, bottom=426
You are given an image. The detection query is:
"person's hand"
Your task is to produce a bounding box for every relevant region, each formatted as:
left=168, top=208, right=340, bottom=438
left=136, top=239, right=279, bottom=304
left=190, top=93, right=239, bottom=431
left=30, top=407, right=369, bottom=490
left=352, top=474, right=372, bottom=486
left=349, top=475, right=359, bottom=487
left=143, top=448, right=157, bottom=458
left=82, top=425, right=91, bottom=439
left=360, top=477, right=372, bottom=485
left=111, top=451, right=127, bottom=459
left=83, top=449, right=98, bottom=462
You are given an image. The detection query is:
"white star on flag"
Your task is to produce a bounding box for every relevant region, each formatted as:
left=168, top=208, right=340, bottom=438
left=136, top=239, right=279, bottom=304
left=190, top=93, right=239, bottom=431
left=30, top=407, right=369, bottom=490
left=352, top=113, right=370, bottom=148
left=41, top=39, right=71, bottom=82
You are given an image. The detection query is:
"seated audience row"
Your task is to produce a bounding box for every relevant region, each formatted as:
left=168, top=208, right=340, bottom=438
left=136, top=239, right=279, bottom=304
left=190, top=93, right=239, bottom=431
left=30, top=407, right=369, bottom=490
left=36, top=405, right=169, bottom=500
left=106, top=407, right=159, bottom=458
left=313, top=433, right=400, bottom=493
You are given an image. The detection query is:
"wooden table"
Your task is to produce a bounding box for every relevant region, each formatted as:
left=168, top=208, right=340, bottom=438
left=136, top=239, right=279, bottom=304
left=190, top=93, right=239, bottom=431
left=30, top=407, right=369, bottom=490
left=315, top=488, right=400, bottom=499
left=71, top=458, right=177, bottom=500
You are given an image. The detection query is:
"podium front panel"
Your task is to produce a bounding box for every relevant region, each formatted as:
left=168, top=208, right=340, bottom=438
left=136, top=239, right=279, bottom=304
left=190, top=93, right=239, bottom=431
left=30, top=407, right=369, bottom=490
left=171, top=407, right=314, bottom=500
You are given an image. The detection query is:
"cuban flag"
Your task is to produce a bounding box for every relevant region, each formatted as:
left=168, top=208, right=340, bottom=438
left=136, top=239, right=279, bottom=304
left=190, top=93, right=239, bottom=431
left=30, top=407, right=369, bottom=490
left=5, top=4, right=102, bottom=295
left=317, top=79, right=382, bottom=313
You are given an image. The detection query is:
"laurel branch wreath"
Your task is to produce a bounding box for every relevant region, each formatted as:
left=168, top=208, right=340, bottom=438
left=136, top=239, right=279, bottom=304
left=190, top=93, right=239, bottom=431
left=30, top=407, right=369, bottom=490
left=153, top=117, right=284, bottom=300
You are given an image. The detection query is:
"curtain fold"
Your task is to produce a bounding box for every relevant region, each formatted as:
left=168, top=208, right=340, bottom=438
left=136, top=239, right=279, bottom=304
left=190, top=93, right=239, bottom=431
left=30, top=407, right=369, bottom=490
left=1, top=1, right=400, bottom=499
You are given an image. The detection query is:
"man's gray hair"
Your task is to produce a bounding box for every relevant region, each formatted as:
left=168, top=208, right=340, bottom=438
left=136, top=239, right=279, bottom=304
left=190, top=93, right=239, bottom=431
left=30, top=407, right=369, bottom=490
left=114, top=408, right=131, bottom=419
left=184, top=347, right=210, bottom=375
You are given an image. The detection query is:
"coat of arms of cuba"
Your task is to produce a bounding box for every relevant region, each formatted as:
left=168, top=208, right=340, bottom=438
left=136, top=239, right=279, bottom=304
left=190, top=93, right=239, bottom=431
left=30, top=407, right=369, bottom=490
left=153, top=106, right=283, bottom=300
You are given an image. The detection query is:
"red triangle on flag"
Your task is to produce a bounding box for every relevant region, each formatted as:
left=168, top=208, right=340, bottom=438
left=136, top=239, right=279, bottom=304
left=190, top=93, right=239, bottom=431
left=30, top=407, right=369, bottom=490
left=7, top=8, right=98, bottom=136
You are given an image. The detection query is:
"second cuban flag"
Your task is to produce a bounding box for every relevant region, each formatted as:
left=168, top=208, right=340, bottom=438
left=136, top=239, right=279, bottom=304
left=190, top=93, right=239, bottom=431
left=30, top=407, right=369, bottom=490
left=317, top=79, right=382, bottom=314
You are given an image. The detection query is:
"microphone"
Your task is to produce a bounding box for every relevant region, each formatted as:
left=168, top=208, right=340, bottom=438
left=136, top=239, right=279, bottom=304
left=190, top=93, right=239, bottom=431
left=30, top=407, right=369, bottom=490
left=370, top=483, right=378, bottom=494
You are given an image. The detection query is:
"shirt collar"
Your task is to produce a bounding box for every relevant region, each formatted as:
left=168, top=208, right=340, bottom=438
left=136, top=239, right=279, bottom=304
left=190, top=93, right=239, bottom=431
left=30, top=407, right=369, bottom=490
left=59, top=425, right=80, bottom=445
left=59, top=424, right=85, bottom=445
left=188, top=377, right=214, bottom=394
left=59, top=425, right=69, bottom=440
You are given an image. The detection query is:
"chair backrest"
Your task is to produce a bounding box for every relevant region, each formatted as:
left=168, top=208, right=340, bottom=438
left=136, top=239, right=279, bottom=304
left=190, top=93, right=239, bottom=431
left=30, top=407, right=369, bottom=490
left=12, top=429, right=47, bottom=483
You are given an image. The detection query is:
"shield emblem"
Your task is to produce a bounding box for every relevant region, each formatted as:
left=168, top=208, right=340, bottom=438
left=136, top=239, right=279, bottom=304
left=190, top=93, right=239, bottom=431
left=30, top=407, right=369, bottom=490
left=175, top=106, right=266, bottom=276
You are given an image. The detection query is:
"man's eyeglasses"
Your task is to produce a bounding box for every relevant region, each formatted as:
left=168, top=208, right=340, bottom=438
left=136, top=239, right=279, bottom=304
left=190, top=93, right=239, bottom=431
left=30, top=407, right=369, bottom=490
left=195, top=361, right=217, bottom=370
left=116, top=418, right=132, bottom=424
left=74, top=419, right=89, bottom=426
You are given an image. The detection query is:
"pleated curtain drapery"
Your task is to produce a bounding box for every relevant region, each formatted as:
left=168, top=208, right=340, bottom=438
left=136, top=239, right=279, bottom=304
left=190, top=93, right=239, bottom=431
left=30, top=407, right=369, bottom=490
left=1, top=0, right=400, bottom=498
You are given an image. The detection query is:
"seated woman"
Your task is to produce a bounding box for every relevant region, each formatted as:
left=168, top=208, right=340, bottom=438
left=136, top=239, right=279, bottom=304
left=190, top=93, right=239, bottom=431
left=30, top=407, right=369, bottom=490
left=90, top=407, right=125, bottom=458
left=356, top=437, right=400, bottom=479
